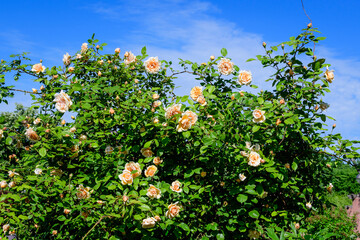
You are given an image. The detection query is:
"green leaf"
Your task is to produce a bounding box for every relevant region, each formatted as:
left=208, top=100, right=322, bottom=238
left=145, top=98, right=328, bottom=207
left=39, top=148, right=47, bottom=157
left=141, top=46, right=147, bottom=55
left=178, top=222, right=190, bottom=232
left=257, top=97, right=264, bottom=104
left=216, top=233, right=225, bottom=240
left=5, top=137, right=12, bottom=145
left=284, top=118, right=294, bottom=125
left=220, top=48, right=228, bottom=57
left=237, top=194, right=248, bottom=203
left=182, top=131, right=190, bottom=138
left=252, top=125, right=260, bottom=132
left=249, top=210, right=260, bottom=219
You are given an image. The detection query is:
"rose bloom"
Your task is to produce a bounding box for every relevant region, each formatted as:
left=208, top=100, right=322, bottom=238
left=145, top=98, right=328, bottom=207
left=124, top=51, right=136, bottom=65
left=144, top=56, right=161, bottom=74
left=119, top=170, right=133, bottom=185
left=53, top=90, right=73, bottom=113
left=115, top=48, right=121, bottom=53
left=63, top=53, right=71, bottom=66
left=170, top=180, right=182, bottom=193
left=153, top=157, right=163, bottom=165
left=146, top=184, right=161, bottom=199
left=80, top=43, right=88, bottom=54
left=324, top=66, right=334, bottom=83
left=125, top=162, right=142, bottom=178
left=176, top=110, right=198, bottom=132
left=165, top=104, right=182, bottom=120
left=34, top=167, right=42, bottom=175
left=196, top=95, right=207, bottom=106
left=70, top=127, right=76, bottom=133
left=68, top=66, right=75, bottom=73
left=76, top=54, right=82, bottom=59
left=2, top=224, right=10, bottom=232
left=248, top=151, right=261, bottom=167
left=190, top=86, right=203, bottom=101
left=0, top=129, right=3, bottom=139
left=33, top=118, right=41, bottom=125
left=31, top=63, right=46, bottom=74
left=152, top=93, right=160, bottom=100
left=217, top=58, right=234, bottom=75
left=306, top=202, right=312, bottom=209
left=238, top=70, right=252, bottom=86
left=105, top=146, right=114, bottom=155
left=239, top=173, right=246, bottom=181
left=152, top=100, right=162, bottom=108
left=252, top=109, right=266, bottom=123
left=26, top=128, right=40, bottom=142
left=0, top=180, right=7, bottom=188
left=145, top=165, right=158, bottom=177
left=8, top=170, right=19, bottom=178
left=166, top=202, right=181, bottom=219
left=141, top=147, right=154, bottom=158
left=142, top=217, right=157, bottom=229
left=76, top=184, right=92, bottom=199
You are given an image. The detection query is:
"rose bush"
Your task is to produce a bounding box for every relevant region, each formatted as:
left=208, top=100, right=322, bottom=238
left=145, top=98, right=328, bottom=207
left=0, top=27, right=359, bottom=239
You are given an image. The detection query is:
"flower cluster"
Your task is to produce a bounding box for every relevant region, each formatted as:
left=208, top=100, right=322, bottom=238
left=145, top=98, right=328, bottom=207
left=165, top=104, right=182, bottom=120
left=53, top=90, right=73, bottom=113
left=76, top=185, right=93, bottom=200
left=190, top=86, right=207, bottom=106
left=119, top=162, right=142, bottom=185
left=241, top=141, right=264, bottom=167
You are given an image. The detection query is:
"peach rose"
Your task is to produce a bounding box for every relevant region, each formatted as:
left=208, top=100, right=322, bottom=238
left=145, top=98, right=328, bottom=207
left=142, top=217, right=157, bottom=229
left=165, top=202, right=181, bottom=219
left=124, top=51, right=136, bottom=65
left=146, top=184, right=161, bottom=199
left=8, top=170, right=18, bottom=178
left=105, top=146, right=114, bottom=155
left=76, top=184, right=92, bottom=199
left=152, top=93, right=160, bottom=100
left=176, top=110, right=198, bottom=132
left=34, top=168, right=42, bottom=175
left=76, top=54, right=82, bottom=59
left=119, top=170, right=133, bottom=185
left=68, top=66, right=75, bottom=73
left=196, top=95, right=207, bottom=106
left=125, top=162, right=142, bottom=178
left=141, top=148, right=154, bottom=158
left=248, top=151, right=261, bottom=167
left=152, top=100, right=162, bottom=108
left=53, top=90, right=72, bottom=113
left=170, top=180, right=182, bottom=193
left=190, top=86, right=203, bottom=101
left=0, top=180, right=7, bottom=188
left=70, top=127, right=76, bottom=133
left=0, top=129, right=3, bottom=139
left=25, top=128, right=40, bottom=142
left=33, top=118, right=41, bottom=125
left=2, top=224, right=10, bottom=232
left=252, top=109, right=266, bottom=123
left=165, top=104, right=182, bottom=120
left=324, top=66, right=334, bottom=83
left=153, top=157, right=163, bottom=165
left=80, top=43, right=88, bottom=54
left=217, top=58, right=234, bottom=75
left=238, top=70, right=252, bottom=85
left=306, top=202, right=312, bottom=209
left=32, top=63, right=46, bottom=74
left=63, top=53, right=71, bottom=66
left=144, top=56, right=161, bottom=74
left=145, top=165, right=157, bottom=177
left=115, top=48, right=121, bottom=54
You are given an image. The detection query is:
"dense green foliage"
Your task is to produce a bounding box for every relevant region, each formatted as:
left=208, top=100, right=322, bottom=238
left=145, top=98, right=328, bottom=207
left=0, top=27, right=359, bottom=239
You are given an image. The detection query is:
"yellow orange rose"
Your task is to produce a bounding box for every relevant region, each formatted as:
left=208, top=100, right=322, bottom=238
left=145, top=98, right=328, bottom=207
left=165, top=104, right=182, bottom=120
left=165, top=202, right=181, bottom=219
left=170, top=180, right=182, bottom=193
left=217, top=58, right=234, bottom=75
left=248, top=151, right=261, bottom=167
left=119, top=170, right=133, bottom=185
left=31, top=63, right=46, bottom=74
left=145, top=165, right=157, bottom=177
left=125, top=162, right=142, bottom=178
left=144, top=56, right=161, bottom=74
left=146, top=184, right=161, bottom=199
left=238, top=70, right=252, bottom=85
left=141, top=148, right=154, bottom=158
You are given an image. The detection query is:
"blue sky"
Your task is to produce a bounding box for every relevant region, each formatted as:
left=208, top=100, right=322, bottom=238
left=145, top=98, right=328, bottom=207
left=0, top=0, right=360, bottom=142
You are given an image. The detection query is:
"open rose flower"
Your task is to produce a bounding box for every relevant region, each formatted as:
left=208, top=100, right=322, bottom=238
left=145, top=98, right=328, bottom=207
left=119, top=170, right=133, bottom=185
left=34, top=168, right=42, bottom=175
left=217, top=58, right=234, bottom=75
left=166, top=202, right=181, bottom=219
left=324, top=66, right=334, bottom=83
left=33, top=118, right=41, bottom=125
left=153, top=157, right=163, bottom=165
left=125, top=162, right=142, bottom=178
left=25, top=128, right=40, bottom=142
left=145, top=165, right=157, bottom=177
left=141, top=148, right=154, bottom=158
left=170, top=180, right=182, bottom=193
left=32, top=63, right=46, bottom=74
left=248, top=151, right=261, bottom=167
left=252, top=109, right=266, bottom=123
left=76, top=185, right=92, bottom=199
left=238, top=70, right=252, bottom=85
left=0, top=180, right=7, bottom=188
left=2, top=224, right=10, bottom=233
left=196, top=95, right=207, bottom=106
left=190, top=86, right=203, bottom=101
left=53, top=90, right=73, bottom=113
left=165, top=104, right=182, bottom=120
left=124, top=51, right=136, bottom=65
left=152, top=100, right=162, bottom=108
left=142, top=217, right=157, bottom=229
left=176, top=110, right=198, bottom=132
left=144, top=56, right=161, bottom=74
left=306, top=202, right=312, bottom=209
left=63, top=53, right=71, bottom=66
left=146, top=185, right=161, bottom=199
left=80, top=43, right=88, bottom=54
